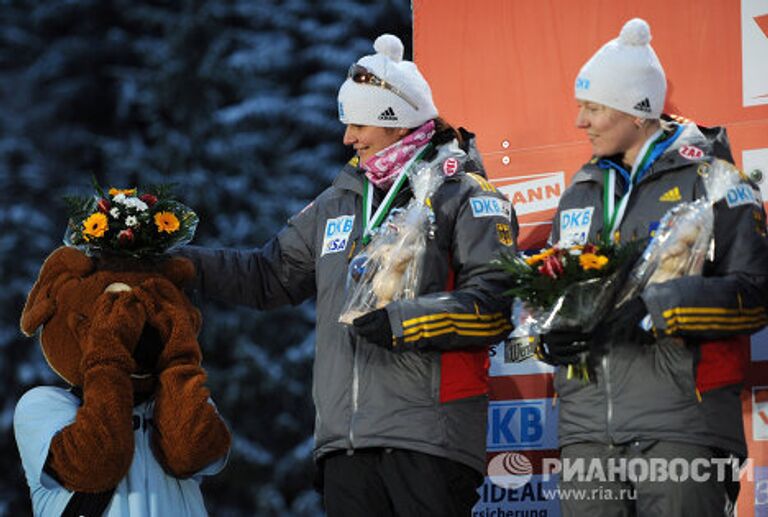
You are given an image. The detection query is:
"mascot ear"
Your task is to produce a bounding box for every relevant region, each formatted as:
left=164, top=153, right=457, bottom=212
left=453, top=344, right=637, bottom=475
left=160, top=256, right=196, bottom=288
left=20, top=247, right=94, bottom=336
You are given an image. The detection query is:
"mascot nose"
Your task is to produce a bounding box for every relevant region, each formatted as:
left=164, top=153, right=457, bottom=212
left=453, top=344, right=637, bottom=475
left=104, top=282, right=132, bottom=293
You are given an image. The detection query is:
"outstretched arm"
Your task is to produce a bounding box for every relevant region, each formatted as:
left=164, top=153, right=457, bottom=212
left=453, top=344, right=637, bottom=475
left=178, top=200, right=319, bottom=309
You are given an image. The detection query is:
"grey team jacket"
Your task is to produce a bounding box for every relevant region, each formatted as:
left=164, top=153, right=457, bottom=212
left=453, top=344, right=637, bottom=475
left=182, top=139, right=517, bottom=473
left=549, top=122, right=768, bottom=455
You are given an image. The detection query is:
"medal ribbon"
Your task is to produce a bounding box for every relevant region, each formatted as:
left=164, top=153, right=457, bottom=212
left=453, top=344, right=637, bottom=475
left=601, top=128, right=667, bottom=243
left=361, top=143, right=433, bottom=245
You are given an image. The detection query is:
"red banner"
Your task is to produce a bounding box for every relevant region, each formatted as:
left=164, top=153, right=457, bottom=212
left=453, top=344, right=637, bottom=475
left=415, top=1, right=768, bottom=514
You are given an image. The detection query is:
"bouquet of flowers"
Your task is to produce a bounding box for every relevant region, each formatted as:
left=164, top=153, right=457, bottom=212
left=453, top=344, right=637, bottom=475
left=64, top=181, right=198, bottom=258
left=496, top=240, right=644, bottom=378
left=338, top=159, right=445, bottom=325
left=617, top=159, right=745, bottom=304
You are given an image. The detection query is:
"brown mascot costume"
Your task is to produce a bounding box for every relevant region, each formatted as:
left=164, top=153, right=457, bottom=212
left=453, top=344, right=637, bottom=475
left=14, top=187, right=230, bottom=516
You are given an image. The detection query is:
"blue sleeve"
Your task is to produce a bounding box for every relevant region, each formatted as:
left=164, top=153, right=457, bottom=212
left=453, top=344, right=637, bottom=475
left=191, top=398, right=230, bottom=481
left=14, top=387, right=78, bottom=513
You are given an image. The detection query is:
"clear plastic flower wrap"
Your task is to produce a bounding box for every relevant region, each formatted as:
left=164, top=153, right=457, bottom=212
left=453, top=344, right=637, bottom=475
left=617, top=159, right=745, bottom=305
left=338, top=161, right=445, bottom=325
left=504, top=299, right=540, bottom=362
left=497, top=241, right=644, bottom=367
left=538, top=269, right=629, bottom=333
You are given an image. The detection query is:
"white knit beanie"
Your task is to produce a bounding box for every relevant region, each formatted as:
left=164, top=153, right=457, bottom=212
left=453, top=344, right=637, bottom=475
left=575, top=18, right=666, bottom=119
left=338, top=34, right=438, bottom=128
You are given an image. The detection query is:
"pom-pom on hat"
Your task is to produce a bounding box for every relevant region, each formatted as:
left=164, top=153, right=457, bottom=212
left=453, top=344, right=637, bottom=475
left=574, top=18, right=666, bottom=119
left=338, top=34, right=438, bottom=128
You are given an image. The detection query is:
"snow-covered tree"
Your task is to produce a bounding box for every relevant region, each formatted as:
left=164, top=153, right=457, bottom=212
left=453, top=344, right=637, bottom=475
left=0, top=0, right=410, bottom=514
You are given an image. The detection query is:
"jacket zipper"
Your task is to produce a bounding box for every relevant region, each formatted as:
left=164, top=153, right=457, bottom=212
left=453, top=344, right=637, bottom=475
left=349, top=338, right=360, bottom=449
left=602, top=353, right=613, bottom=440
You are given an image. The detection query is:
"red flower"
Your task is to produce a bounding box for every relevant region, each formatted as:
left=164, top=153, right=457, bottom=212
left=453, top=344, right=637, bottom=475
left=97, top=198, right=111, bottom=213
left=538, top=254, right=564, bottom=278
left=118, top=228, right=134, bottom=246
left=140, top=193, right=158, bottom=206
left=582, top=243, right=599, bottom=255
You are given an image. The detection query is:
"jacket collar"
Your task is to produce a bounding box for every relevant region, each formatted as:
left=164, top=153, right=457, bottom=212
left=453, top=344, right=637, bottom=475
left=575, top=121, right=719, bottom=186
left=333, top=157, right=366, bottom=196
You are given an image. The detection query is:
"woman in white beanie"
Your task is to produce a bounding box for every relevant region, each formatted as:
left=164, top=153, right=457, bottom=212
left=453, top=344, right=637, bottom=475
left=539, top=18, right=768, bottom=516
left=181, top=34, right=518, bottom=516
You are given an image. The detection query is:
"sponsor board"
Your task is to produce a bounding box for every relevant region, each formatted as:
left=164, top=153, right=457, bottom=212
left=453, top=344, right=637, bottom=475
left=742, top=0, right=768, bottom=107
left=489, top=342, right=554, bottom=377
left=753, top=386, right=768, bottom=441
left=752, top=327, right=768, bottom=361
left=412, top=5, right=768, bottom=516
left=488, top=452, right=534, bottom=490
left=756, top=466, right=768, bottom=515
left=487, top=399, right=559, bottom=451
left=495, top=172, right=565, bottom=218
left=473, top=475, right=560, bottom=516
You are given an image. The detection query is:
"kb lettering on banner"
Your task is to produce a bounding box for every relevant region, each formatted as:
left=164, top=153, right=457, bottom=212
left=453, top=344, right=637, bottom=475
left=487, top=401, right=546, bottom=450
left=756, top=467, right=768, bottom=507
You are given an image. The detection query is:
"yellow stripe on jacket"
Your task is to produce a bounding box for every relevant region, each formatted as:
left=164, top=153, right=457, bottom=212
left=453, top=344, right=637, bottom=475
left=402, top=312, right=511, bottom=343
left=662, top=306, right=768, bottom=334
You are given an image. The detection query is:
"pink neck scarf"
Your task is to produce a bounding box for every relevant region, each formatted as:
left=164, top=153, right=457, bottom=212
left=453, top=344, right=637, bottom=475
left=362, top=120, right=436, bottom=190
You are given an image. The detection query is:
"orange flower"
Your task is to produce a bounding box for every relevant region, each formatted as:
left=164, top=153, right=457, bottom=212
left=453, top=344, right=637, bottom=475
left=154, top=211, right=180, bottom=233
left=579, top=253, right=609, bottom=271
left=82, top=212, right=108, bottom=241
left=109, top=187, right=137, bottom=196
left=525, top=247, right=556, bottom=266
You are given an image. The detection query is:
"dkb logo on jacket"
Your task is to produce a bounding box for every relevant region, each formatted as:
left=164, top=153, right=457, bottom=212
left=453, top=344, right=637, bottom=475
left=322, top=215, right=355, bottom=256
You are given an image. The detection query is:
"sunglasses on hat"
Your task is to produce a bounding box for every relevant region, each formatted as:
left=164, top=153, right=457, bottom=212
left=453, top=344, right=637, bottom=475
left=347, top=64, right=419, bottom=111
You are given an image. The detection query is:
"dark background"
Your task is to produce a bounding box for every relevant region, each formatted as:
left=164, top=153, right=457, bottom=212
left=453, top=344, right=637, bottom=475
left=0, top=1, right=410, bottom=514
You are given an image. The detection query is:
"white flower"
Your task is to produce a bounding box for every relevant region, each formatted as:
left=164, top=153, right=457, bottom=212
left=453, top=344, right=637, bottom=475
left=125, top=215, right=138, bottom=227
left=113, top=194, right=148, bottom=211
left=110, top=207, right=120, bottom=218
left=124, top=198, right=148, bottom=211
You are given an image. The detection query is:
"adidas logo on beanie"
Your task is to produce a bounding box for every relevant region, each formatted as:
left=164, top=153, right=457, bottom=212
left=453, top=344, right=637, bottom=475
left=378, top=107, right=398, bottom=121
left=574, top=18, right=666, bottom=119
left=633, top=98, right=652, bottom=113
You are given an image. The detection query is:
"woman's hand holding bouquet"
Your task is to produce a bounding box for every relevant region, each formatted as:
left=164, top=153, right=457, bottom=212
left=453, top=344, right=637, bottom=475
left=497, top=240, right=644, bottom=380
